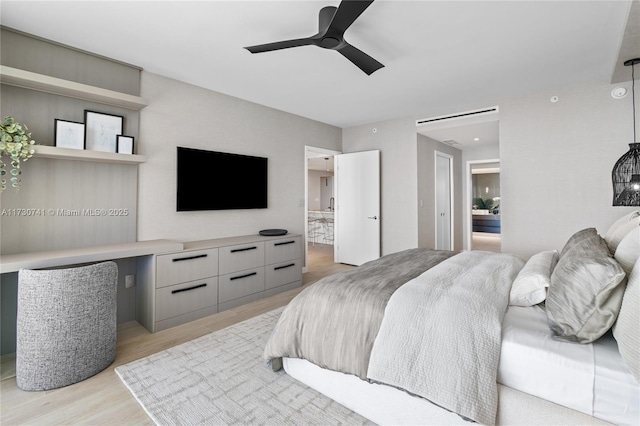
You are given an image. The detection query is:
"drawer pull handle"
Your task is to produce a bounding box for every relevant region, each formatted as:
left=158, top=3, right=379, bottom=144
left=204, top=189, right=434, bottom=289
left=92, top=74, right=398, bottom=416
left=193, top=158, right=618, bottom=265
left=231, top=246, right=257, bottom=253
left=172, top=283, right=207, bottom=294
left=230, top=272, right=257, bottom=281
left=274, top=263, right=295, bottom=271
left=274, top=241, right=295, bottom=246
left=172, top=254, right=207, bottom=262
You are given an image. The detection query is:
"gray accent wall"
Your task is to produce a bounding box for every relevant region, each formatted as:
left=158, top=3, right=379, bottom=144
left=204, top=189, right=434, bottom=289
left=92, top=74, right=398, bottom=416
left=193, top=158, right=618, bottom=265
left=0, top=28, right=140, bottom=150
left=136, top=71, right=342, bottom=243
left=0, top=29, right=142, bottom=354
left=0, top=28, right=140, bottom=254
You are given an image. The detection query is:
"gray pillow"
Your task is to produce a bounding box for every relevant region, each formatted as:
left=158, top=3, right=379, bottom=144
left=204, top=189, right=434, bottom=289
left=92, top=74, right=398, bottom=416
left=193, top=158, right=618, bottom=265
left=559, top=227, right=597, bottom=257
left=547, top=234, right=627, bottom=343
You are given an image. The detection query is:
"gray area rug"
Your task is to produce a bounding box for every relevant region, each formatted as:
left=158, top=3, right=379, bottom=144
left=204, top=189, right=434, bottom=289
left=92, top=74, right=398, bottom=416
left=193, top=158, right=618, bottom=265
left=116, top=308, right=371, bottom=425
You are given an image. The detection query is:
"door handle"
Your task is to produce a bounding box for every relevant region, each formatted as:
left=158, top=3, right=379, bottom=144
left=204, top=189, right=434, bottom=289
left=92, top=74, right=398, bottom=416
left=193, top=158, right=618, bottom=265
left=367, top=216, right=378, bottom=220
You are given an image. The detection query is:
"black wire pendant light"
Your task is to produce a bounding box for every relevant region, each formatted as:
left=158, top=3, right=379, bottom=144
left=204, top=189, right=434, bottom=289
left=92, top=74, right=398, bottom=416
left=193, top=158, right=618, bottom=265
left=613, top=58, right=640, bottom=206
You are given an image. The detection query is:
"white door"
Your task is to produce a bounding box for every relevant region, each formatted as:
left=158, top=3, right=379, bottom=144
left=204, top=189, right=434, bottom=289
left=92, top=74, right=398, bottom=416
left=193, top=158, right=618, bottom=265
left=435, top=152, right=453, bottom=250
left=335, top=150, right=381, bottom=266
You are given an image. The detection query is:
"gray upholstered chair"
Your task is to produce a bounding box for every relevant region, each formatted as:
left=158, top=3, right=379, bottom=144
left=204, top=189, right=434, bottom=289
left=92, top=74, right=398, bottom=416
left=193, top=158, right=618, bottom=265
left=16, top=261, right=118, bottom=391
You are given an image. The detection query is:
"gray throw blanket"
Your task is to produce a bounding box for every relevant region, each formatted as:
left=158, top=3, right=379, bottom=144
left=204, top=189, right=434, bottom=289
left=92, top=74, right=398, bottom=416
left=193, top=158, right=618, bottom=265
left=263, top=248, right=457, bottom=378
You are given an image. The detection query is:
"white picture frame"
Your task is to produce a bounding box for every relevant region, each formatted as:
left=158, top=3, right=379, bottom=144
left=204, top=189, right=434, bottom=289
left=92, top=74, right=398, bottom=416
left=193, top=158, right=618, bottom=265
left=84, top=110, right=123, bottom=153
left=116, top=135, right=135, bottom=154
left=54, top=119, right=85, bottom=150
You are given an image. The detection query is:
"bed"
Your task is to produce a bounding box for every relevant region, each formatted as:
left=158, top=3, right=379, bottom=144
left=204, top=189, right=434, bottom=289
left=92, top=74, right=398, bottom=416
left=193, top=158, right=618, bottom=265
left=263, top=211, right=640, bottom=425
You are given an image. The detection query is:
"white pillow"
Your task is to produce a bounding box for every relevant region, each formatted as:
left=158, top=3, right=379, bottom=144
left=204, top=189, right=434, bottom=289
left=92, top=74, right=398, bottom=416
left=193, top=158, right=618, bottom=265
left=605, top=211, right=640, bottom=254
left=615, top=226, right=640, bottom=275
left=613, top=256, right=640, bottom=382
left=510, top=250, right=559, bottom=307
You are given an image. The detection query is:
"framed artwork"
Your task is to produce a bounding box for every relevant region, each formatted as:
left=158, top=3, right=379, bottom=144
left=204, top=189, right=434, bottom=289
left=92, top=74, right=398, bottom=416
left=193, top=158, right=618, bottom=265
left=54, top=119, right=85, bottom=150
left=84, top=110, right=124, bottom=153
left=116, top=135, right=135, bottom=154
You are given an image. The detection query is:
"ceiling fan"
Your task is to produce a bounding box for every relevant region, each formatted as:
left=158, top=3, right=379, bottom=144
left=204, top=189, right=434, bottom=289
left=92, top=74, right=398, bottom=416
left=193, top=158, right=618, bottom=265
left=244, top=0, right=384, bottom=75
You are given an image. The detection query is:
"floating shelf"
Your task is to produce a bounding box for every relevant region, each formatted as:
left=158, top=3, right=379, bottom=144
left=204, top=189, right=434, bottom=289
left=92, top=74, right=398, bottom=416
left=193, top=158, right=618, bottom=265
left=0, top=65, right=148, bottom=110
left=33, top=145, right=147, bottom=164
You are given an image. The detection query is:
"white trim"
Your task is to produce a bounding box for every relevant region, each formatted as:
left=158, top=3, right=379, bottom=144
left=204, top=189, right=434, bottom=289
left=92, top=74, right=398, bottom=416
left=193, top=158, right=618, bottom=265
left=304, top=146, right=341, bottom=273
left=434, top=151, right=454, bottom=250
left=465, top=158, right=500, bottom=250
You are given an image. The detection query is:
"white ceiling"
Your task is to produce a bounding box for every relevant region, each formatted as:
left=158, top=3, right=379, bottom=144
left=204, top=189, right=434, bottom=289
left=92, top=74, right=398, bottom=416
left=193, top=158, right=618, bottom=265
left=1, top=1, right=636, bottom=130
left=418, top=119, right=499, bottom=149
left=308, top=156, right=335, bottom=172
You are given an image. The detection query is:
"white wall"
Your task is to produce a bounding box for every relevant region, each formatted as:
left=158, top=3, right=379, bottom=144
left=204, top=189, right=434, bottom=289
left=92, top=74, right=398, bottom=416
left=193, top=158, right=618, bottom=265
left=137, top=72, right=342, bottom=242
left=500, top=79, right=638, bottom=257
left=342, top=77, right=639, bottom=258
left=463, top=145, right=500, bottom=168
left=308, top=170, right=333, bottom=211
left=342, top=117, right=420, bottom=255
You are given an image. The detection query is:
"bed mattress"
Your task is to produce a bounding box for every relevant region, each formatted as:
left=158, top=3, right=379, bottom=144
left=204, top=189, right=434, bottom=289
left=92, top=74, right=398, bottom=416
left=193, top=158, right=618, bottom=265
left=283, top=305, right=639, bottom=425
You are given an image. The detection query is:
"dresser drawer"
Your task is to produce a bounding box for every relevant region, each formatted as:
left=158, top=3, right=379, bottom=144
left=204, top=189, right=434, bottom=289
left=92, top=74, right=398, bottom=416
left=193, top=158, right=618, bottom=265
left=265, top=236, right=302, bottom=265
left=155, top=277, right=218, bottom=321
left=218, top=267, right=264, bottom=303
left=156, top=248, right=218, bottom=289
left=219, top=242, right=265, bottom=275
left=265, top=259, right=302, bottom=290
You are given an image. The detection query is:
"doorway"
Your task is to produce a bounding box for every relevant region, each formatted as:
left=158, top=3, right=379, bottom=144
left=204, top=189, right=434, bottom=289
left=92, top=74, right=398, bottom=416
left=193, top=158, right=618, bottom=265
left=467, top=160, right=501, bottom=252
left=305, top=146, right=340, bottom=274
left=416, top=107, right=500, bottom=251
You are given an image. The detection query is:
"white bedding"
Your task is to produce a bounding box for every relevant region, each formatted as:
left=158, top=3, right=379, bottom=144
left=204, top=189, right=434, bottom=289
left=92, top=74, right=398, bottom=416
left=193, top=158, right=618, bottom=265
left=499, top=305, right=640, bottom=426
left=368, top=251, right=522, bottom=424
left=283, top=305, right=640, bottom=425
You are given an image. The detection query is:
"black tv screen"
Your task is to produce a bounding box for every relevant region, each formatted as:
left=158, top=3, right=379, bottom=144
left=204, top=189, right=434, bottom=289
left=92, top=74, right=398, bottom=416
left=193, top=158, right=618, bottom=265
left=177, top=147, right=268, bottom=211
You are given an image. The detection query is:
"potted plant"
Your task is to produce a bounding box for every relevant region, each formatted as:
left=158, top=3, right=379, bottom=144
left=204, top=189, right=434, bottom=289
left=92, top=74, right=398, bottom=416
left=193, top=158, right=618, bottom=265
left=0, top=116, right=36, bottom=191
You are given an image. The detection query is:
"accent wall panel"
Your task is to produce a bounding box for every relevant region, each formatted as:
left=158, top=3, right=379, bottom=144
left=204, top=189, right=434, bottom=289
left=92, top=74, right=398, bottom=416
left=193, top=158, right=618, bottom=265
left=0, top=157, right=137, bottom=254
left=0, top=28, right=141, bottom=255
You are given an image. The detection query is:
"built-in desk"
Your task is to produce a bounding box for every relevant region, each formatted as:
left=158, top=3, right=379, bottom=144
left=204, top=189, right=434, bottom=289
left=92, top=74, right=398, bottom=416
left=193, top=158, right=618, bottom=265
left=0, top=240, right=184, bottom=358
left=0, top=240, right=184, bottom=274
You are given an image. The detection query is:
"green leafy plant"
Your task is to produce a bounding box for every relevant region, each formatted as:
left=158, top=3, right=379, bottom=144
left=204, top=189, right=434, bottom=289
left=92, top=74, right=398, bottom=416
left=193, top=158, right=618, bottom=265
left=473, top=197, right=486, bottom=209
left=0, top=116, right=36, bottom=191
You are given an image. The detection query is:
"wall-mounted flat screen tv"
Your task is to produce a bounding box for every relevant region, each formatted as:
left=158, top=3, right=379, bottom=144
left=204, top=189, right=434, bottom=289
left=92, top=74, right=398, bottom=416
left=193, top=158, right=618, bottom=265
left=177, top=147, right=268, bottom=211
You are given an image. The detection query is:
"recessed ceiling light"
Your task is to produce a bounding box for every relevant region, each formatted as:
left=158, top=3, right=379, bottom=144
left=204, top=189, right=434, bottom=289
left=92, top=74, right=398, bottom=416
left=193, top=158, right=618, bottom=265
left=473, top=137, right=480, bottom=141
left=612, top=87, right=628, bottom=99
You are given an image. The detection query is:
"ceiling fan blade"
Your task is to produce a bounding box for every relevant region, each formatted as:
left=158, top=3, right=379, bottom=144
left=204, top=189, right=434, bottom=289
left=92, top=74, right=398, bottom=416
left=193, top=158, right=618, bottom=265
left=329, top=0, right=375, bottom=34
left=337, top=43, right=384, bottom=75
left=244, top=38, right=314, bottom=54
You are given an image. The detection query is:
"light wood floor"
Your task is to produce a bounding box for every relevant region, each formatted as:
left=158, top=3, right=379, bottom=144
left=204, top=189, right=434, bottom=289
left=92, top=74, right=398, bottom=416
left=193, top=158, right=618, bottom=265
left=0, top=244, right=353, bottom=425
left=472, top=232, right=501, bottom=252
